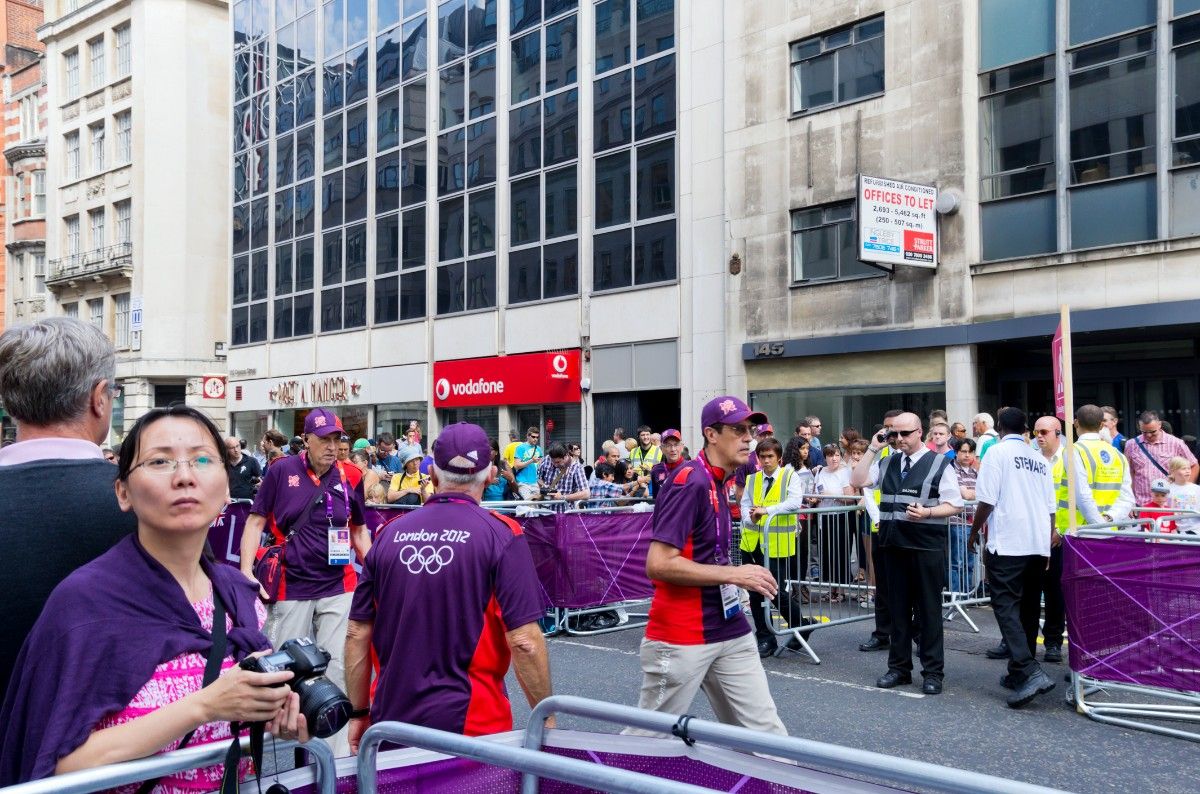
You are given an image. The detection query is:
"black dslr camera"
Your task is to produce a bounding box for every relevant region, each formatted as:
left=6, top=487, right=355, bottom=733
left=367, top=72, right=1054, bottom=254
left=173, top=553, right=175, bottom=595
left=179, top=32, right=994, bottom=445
left=240, top=637, right=353, bottom=739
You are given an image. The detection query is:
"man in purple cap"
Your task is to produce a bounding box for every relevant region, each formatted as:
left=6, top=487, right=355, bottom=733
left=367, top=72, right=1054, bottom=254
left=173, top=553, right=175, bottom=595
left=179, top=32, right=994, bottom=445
left=344, top=422, right=553, bottom=749
left=239, top=407, right=372, bottom=754
left=628, top=396, right=786, bottom=735
left=649, top=428, right=686, bottom=498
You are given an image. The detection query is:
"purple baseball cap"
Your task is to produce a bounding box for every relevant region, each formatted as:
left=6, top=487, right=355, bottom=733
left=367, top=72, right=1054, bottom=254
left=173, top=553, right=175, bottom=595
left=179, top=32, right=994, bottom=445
left=661, top=429, right=682, bottom=441
left=432, top=422, right=492, bottom=475
left=700, top=396, right=767, bottom=429
left=303, top=408, right=344, bottom=437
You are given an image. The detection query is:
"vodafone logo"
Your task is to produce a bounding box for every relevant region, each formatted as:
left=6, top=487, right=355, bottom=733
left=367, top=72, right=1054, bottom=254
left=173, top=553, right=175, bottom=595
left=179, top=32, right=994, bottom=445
left=435, top=376, right=505, bottom=402
left=552, top=354, right=568, bottom=373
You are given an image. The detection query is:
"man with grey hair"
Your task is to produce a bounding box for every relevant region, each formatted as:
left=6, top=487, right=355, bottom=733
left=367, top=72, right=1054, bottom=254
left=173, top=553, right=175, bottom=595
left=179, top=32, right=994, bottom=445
left=973, top=412, right=1000, bottom=459
left=0, top=318, right=136, bottom=688
left=344, top=422, right=552, bottom=750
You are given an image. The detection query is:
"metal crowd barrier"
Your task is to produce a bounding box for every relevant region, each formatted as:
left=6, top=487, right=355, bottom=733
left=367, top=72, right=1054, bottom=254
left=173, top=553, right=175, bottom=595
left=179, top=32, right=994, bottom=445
left=357, top=721, right=710, bottom=794
left=0, top=737, right=336, bottom=794
left=943, top=501, right=988, bottom=631
left=760, top=500, right=872, bottom=664
left=1067, top=522, right=1200, bottom=743
left=520, top=696, right=1069, bottom=794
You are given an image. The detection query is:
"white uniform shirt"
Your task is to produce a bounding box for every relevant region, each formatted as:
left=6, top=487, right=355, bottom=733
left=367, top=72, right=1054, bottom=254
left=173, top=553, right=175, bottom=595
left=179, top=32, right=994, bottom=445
left=739, top=464, right=807, bottom=520
left=865, top=447, right=964, bottom=508
left=976, top=434, right=1055, bottom=557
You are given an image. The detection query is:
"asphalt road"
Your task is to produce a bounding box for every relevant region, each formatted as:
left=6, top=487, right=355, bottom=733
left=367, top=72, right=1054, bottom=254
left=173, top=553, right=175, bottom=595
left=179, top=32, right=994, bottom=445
left=507, top=608, right=1193, bottom=794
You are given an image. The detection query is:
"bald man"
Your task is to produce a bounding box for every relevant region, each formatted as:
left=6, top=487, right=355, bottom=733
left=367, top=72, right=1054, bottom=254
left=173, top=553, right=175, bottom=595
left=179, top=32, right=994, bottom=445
left=225, top=435, right=263, bottom=499
left=852, top=412, right=963, bottom=695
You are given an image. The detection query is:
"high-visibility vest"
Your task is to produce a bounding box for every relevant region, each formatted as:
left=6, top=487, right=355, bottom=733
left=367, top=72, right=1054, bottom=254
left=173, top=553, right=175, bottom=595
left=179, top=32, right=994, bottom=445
left=1076, top=437, right=1126, bottom=513
left=739, top=466, right=798, bottom=558
left=630, top=444, right=663, bottom=472
left=1051, top=453, right=1083, bottom=532
left=870, top=446, right=892, bottom=534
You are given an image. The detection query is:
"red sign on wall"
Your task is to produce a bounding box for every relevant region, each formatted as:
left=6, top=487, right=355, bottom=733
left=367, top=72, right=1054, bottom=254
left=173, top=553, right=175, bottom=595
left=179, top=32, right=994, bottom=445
left=433, top=350, right=582, bottom=408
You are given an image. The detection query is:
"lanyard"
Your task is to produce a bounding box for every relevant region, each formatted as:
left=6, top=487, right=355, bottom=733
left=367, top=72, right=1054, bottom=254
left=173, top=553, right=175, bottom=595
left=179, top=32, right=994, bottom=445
left=304, top=454, right=350, bottom=526
left=697, top=451, right=730, bottom=564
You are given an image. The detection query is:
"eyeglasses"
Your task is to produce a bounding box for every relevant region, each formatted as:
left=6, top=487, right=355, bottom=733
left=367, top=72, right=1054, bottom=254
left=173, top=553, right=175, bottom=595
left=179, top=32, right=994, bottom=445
left=888, top=428, right=920, bottom=439
left=1034, top=429, right=1056, bottom=436
left=721, top=423, right=753, bottom=437
left=133, top=455, right=219, bottom=475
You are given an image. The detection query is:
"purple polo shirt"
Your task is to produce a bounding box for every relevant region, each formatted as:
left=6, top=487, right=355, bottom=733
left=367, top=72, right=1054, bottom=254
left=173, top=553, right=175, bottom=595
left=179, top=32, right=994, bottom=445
left=645, top=454, right=751, bottom=645
left=350, top=492, right=544, bottom=736
left=250, top=453, right=366, bottom=601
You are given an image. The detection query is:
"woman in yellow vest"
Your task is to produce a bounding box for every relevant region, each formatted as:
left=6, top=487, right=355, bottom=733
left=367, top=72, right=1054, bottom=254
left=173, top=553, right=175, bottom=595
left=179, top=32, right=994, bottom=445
left=738, top=438, right=810, bottom=657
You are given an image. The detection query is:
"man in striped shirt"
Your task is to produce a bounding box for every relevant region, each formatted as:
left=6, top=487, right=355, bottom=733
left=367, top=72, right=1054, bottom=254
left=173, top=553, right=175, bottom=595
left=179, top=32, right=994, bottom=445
left=1125, top=410, right=1198, bottom=504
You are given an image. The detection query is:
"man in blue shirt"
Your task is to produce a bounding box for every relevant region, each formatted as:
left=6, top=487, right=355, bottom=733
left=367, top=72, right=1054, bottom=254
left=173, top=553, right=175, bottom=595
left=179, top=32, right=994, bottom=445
left=512, top=426, right=543, bottom=501
left=376, top=432, right=403, bottom=475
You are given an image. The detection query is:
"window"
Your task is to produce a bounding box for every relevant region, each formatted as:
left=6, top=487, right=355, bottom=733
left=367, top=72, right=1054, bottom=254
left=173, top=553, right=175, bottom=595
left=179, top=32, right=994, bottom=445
left=116, top=24, right=131, bottom=76
left=32, top=171, right=45, bottom=216
left=90, top=122, right=106, bottom=172
left=19, top=95, right=39, bottom=141
left=32, top=254, right=45, bottom=295
left=116, top=111, right=132, bottom=163
left=63, top=302, right=79, bottom=319
left=790, top=16, right=884, bottom=115
left=88, top=298, right=104, bottom=329
left=65, top=131, right=80, bottom=180
left=15, top=176, right=26, bottom=217
left=592, top=1, right=676, bottom=293
left=434, top=0, right=497, bottom=315
left=90, top=208, right=106, bottom=249
left=65, top=215, right=80, bottom=256
left=980, top=0, right=1055, bottom=70
left=114, top=293, right=130, bottom=348
left=115, top=199, right=131, bottom=243
left=89, top=37, right=106, bottom=90
left=65, top=50, right=80, bottom=99
left=791, top=202, right=882, bottom=283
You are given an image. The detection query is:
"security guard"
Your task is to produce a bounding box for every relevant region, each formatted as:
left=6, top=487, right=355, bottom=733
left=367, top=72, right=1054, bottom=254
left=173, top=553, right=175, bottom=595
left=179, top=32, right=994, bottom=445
left=851, top=412, right=963, bottom=695
left=1074, top=404, right=1134, bottom=524
left=628, top=425, right=663, bottom=474
left=859, top=409, right=902, bottom=653
left=969, top=408, right=1057, bottom=708
left=1032, top=414, right=1100, bottom=664
left=738, top=437, right=807, bottom=657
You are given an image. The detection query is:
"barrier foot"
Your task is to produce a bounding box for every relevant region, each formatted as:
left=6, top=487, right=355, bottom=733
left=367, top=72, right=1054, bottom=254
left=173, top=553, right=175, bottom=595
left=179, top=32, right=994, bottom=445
left=943, top=601, right=980, bottom=632
left=775, top=628, right=820, bottom=665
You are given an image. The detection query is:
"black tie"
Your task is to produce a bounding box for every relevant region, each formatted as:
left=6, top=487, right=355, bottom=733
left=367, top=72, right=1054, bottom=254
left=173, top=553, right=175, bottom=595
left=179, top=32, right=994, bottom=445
left=763, top=475, right=774, bottom=496
left=902, top=456, right=912, bottom=479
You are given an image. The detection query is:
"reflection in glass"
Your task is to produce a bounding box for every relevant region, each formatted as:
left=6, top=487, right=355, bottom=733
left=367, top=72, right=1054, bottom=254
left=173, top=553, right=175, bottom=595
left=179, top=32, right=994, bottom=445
left=544, top=165, right=577, bottom=239
left=510, top=176, right=540, bottom=244
left=594, top=0, right=630, bottom=74
left=634, top=54, right=675, bottom=139
left=510, top=103, right=541, bottom=175
left=545, top=14, right=578, bottom=92
left=634, top=219, right=675, bottom=284
left=594, top=70, right=632, bottom=151
left=439, top=195, right=465, bottom=260
left=593, top=229, right=632, bottom=290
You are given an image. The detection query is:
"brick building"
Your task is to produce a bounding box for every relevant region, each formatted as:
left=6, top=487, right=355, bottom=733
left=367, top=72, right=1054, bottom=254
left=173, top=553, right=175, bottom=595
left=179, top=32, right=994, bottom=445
left=1, top=0, right=47, bottom=335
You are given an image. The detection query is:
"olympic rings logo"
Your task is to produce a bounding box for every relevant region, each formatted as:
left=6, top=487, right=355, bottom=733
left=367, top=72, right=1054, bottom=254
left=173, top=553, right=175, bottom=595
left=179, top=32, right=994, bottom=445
left=398, top=544, right=455, bottom=575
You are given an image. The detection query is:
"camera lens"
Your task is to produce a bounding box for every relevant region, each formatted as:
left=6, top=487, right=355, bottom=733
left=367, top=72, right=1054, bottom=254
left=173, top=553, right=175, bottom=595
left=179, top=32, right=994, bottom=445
left=295, top=676, right=353, bottom=738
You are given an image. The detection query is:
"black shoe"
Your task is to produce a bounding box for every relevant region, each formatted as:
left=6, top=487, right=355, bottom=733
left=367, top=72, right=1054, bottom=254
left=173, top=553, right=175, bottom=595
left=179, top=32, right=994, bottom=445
left=786, top=636, right=804, bottom=651
left=1007, top=670, right=1055, bottom=708
left=859, top=636, right=890, bottom=652
left=1043, top=645, right=1063, bottom=664
left=586, top=611, right=619, bottom=631
left=1000, top=673, right=1023, bottom=691
left=876, top=670, right=913, bottom=689
left=922, top=678, right=943, bottom=695
left=985, top=639, right=1011, bottom=660
left=757, top=638, right=778, bottom=658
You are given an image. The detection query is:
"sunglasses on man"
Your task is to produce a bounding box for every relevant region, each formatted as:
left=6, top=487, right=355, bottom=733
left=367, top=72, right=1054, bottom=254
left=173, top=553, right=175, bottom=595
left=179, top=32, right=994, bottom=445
left=887, top=428, right=921, bottom=440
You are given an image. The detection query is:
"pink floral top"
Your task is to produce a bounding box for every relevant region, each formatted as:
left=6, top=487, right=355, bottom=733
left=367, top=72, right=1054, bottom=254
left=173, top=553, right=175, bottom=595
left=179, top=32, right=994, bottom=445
left=96, top=592, right=268, bottom=794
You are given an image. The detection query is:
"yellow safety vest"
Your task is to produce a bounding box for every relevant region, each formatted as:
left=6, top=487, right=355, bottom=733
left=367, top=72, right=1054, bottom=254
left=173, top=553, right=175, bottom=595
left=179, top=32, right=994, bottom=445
left=630, top=444, right=663, bottom=472
left=870, top=446, right=892, bottom=534
left=739, top=466, right=798, bottom=557
left=1052, top=440, right=1126, bottom=532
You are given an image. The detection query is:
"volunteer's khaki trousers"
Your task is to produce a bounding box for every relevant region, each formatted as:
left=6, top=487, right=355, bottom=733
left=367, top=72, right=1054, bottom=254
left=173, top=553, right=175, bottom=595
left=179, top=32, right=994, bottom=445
left=626, top=633, right=787, bottom=736
left=266, top=592, right=354, bottom=756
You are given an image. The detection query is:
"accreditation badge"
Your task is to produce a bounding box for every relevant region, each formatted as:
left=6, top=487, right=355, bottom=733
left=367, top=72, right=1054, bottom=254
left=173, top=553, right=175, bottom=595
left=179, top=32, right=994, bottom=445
left=719, top=583, right=742, bottom=620
left=327, top=526, right=352, bottom=566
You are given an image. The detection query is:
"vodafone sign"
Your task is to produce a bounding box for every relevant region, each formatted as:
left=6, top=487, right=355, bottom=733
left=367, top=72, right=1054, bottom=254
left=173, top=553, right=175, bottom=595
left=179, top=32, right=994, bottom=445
left=433, top=350, right=582, bottom=408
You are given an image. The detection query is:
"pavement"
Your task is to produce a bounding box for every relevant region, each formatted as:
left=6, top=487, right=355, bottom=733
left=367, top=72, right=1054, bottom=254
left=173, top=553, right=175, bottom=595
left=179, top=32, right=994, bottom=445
left=507, top=607, right=1194, bottom=794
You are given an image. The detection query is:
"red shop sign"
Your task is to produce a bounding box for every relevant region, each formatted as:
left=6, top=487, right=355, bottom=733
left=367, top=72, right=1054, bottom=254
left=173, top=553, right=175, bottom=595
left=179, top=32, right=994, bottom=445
left=433, top=350, right=582, bottom=408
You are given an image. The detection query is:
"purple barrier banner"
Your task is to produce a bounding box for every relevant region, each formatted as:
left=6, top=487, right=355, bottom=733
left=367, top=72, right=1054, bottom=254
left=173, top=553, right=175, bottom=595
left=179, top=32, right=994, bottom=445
left=523, top=512, right=655, bottom=609
left=207, top=502, right=655, bottom=611
left=1063, top=535, right=1200, bottom=692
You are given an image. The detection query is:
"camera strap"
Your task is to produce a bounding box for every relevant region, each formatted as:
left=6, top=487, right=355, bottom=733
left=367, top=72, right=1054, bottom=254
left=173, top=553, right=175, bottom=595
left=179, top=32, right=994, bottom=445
left=135, top=588, right=229, bottom=794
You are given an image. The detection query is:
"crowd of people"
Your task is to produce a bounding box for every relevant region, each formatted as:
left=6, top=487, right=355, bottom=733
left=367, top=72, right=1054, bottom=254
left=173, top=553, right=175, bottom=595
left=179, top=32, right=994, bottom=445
left=3, top=316, right=1199, bottom=790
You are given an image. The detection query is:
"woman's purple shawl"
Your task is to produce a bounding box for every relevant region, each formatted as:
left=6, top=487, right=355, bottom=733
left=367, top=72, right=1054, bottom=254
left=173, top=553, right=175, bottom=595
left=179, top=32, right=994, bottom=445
left=0, top=534, right=269, bottom=784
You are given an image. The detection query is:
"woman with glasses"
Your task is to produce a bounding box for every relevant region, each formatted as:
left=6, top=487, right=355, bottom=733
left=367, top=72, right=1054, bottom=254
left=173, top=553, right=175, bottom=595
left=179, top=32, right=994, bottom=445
left=0, top=406, right=307, bottom=788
